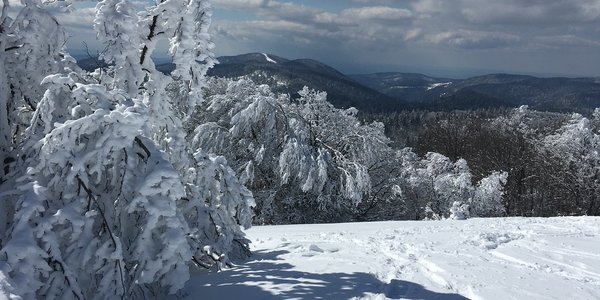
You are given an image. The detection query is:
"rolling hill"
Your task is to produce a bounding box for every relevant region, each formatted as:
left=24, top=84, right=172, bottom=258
left=352, top=72, right=600, bottom=112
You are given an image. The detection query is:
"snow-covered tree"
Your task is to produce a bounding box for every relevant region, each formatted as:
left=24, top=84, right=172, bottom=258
left=426, top=153, right=473, bottom=216
left=2, top=75, right=194, bottom=298
left=471, top=171, right=508, bottom=217
left=539, top=113, right=600, bottom=215
left=0, top=0, right=80, bottom=263
left=95, top=0, right=254, bottom=270
left=0, top=0, right=77, bottom=166
left=0, top=0, right=254, bottom=298
left=395, top=150, right=507, bottom=220
left=192, top=78, right=391, bottom=224
left=0, top=9, right=83, bottom=280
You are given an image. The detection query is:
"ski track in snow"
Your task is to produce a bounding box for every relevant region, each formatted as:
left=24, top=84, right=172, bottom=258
left=177, top=217, right=600, bottom=299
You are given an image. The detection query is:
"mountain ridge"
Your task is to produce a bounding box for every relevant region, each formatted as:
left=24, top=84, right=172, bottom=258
left=351, top=71, right=600, bottom=111
left=73, top=51, right=600, bottom=112
left=202, top=53, right=402, bottom=112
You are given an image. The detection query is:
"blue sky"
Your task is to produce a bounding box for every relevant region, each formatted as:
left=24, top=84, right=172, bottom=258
left=58, top=0, right=600, bottom=78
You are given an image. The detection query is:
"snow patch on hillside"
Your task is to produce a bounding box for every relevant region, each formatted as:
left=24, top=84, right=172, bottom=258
left=428, top=82, right=452, bottom=90
left=177, top=217, right=600, bottom=300
left=262, top=53, right=277, bottom=64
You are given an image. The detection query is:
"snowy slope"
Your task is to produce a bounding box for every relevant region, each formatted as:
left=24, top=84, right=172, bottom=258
left=262, top=53, right=278, bottom=64
left=178, top=217, right=600, bottom=299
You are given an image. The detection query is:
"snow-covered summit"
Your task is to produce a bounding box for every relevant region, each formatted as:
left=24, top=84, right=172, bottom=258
left=216, top=53, right=288, bottom=65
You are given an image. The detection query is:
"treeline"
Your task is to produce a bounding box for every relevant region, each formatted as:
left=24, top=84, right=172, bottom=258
left=365, top=107, right=600, bottom=217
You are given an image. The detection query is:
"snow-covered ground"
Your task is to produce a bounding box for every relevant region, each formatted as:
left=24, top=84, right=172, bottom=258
left=180, top=217, right=600, bottom=299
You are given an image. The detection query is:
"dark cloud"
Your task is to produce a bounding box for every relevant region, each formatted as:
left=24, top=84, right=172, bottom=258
left=460, top=0, right=600, bottom=26
left=211, top=0, right=600, bottom=76
left=43, top=0, right=600, bottom=77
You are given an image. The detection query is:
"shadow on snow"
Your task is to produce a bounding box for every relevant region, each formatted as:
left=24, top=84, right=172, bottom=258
left=178, top=250, right=468, bottom=300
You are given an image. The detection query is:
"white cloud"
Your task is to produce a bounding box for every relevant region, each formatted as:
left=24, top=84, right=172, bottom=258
left=58, top=7, right=96, bottom=28
left=579, top=0, right=600, bottom=20
left=212, top=1, right=419, bottom=53
left=404, top=28, right=422, bottom=41
left=340, top=6, right=413, bottom=22
left=213, top=0, right=265, bottom=10
left=427, top=30, right=521, bottom=49
left=411, top=0, right=449, bottom=15
left=534, top=35, right=600, bottom=48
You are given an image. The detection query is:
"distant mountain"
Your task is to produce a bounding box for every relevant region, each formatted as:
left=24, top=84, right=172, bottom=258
left=73, top=51, right=600, bottom=112
left=77, top=53, right=399, bottom=112
left=156, top=53, right=401, bottom=112
left=352, top=72, right=600, bottom=112
left=439, top=74, right=600, bottom=111
left=349, top=73, right=452, bottom=102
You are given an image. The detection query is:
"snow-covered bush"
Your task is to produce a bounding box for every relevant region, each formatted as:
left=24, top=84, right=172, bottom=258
left=471, top=171, right=508, bottom=217
left=397, top=150, right=507, bottom=220
left=449, top=201, right=470, bottom=220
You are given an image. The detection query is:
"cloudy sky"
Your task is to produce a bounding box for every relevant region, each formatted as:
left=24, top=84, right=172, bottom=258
left=61, top=0, right=600, bottom=77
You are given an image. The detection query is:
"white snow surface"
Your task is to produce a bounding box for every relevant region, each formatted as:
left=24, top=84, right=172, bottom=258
left=178, top=217, right=600, bottom=299
left=262, top=53, right=277, bottom=64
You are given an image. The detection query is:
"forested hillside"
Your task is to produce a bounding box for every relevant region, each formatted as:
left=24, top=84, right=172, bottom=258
left=353, top=73, right=600, bottom=112
left=365, top=107, right=600, bottom=217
